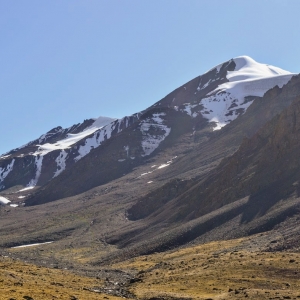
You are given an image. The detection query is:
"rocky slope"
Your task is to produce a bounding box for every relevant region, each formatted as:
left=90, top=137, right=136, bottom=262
left=171, top=75, right=300, bottom=223
left=126, top=75, right=300, bottom=223
left=0, top=56, right=294, bottom=207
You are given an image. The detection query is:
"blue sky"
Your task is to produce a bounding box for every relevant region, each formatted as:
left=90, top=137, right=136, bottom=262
left=1, top=0, right=300, bottom=154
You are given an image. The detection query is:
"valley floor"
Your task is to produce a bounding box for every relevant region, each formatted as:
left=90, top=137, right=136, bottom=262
left=1, top=235, right=300, bottom=300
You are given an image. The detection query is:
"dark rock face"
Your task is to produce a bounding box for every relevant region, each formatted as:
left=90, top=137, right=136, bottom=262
left=164, top=76, right=300, bottom=223
left=127, top=178, right=195, bottom=221
left=125, top=75, right=300, bottom=225
left=154, top=59, right=236, bottom=109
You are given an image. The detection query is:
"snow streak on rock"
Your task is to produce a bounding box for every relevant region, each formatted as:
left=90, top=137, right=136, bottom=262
left=54, top=150, right=68, bottom=177
left=0, top=159, right=15, bottom=189
left=27, top=155, right=43, bottom=188
left=75, top=114, right=140, bottom=161
left=11, top=241, right=53, bottom=248
left=75, top=124, right=112, bottom=161
left=140, top=112, right=171, bottom=156
left=124, top=145, right=129, bottom=157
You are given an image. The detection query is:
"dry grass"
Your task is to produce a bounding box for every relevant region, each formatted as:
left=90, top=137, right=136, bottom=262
left=2, top=236, right=300, bottom=299
left=114, top=237, right=300, bottom=299
left=0, top=255, right=121, bottom=300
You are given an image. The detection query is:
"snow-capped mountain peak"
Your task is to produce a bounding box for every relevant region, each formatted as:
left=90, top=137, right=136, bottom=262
left=225, top=55, right=292, bottom=86
left=157, top=56, right=295, bottom=131
left=0, top=56, right=297, bottom=193
left=198, top=56, right=295, bottom=130
left=230, top=55, right=291, bottom=77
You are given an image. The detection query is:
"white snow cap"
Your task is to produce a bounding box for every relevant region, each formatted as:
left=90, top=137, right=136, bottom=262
left=224, top=55, right=292, bottom=94
left=199, top=55, right=295, bottom=130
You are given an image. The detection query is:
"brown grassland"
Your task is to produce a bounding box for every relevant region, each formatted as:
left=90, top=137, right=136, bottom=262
left=0, top=255, right=121, bottom=300
left=1, top=234, right=300, bottom=299
left=113, top=236, right=300, bottom=300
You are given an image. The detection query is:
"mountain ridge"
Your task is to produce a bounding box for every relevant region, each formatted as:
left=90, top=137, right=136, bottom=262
left=0, top=56, right=295, bottom=204
left=1, top=56, right=300, bottom=295
left=2, top=55, right=300, bottom=300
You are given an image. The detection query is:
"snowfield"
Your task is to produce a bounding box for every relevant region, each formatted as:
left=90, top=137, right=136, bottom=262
left=199, top=56, right=295, bottom=130
left=179, top=56, right=295, bottom=130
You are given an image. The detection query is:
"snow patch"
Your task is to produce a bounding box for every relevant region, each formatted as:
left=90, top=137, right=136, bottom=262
left=0, top=159, right=15, bottom=184
left=182, top=104, right=199, bottom=117
left=140, top=113, right=171, bottom=156
left=200, top=92, right=253, bottom=130
left=158, top=163, right=170, bottom=169
left=140, top=171, right=152, bottom=176
left=75, top=124, right=113, bottom=161
left=53, top=150, right=68, bottom=177
left=75, top=115, right=139, bottom=161
left=124, top=145, right=129, bottom=157
left=27, top=155, right=43, bottom=188
left=0, top=196, right=11, bottom=205
left=19, top=186, right=34, bottom=192
left=11, top=241, right=53, bottom=249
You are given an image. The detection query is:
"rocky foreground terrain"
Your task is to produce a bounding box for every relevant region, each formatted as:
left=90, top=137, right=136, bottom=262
left=1, top=233, right=300, bottom=299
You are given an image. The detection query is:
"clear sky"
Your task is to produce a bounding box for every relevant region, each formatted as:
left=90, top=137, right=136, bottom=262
left=1, top=0, right=300, bottom=155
